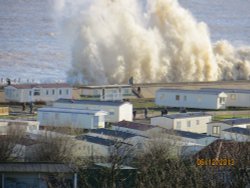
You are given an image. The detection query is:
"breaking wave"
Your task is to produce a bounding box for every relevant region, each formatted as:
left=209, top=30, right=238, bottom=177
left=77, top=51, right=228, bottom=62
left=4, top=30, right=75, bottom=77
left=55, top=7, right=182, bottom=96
left=55, top=0, right=250, bottom=84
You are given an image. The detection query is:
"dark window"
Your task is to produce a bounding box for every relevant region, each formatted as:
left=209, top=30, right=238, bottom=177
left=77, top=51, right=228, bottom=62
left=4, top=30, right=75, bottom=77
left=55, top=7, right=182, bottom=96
left=59, top=89, right=62, bottom=95
left=34, top=89, right=40, bottom=96
left=52, top=90, right=55, bottom=95
left=176, top=95, right=180, bottom=101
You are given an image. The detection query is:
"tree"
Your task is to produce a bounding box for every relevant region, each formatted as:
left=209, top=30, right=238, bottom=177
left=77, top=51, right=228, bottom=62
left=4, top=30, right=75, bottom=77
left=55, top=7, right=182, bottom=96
left=0, top=127, right=25, bottom=161
left=31, top=130, right=75, bottom=163
left=194, top=137, right=250, bottom=187
left=133, top=132, right=204, bottom=188
left=77, top=138, right=135, bottom=188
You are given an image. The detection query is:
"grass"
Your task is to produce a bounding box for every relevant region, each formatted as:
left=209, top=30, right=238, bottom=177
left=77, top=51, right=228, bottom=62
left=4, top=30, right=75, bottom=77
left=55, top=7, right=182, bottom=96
left=0, top=113, right=37, bottom=120
left=130, top=98, right=159, bottom=109
left=213, top=114, right=250, bottom=121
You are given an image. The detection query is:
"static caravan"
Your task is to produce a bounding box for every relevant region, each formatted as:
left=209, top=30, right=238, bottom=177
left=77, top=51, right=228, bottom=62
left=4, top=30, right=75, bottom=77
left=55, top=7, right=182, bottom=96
left=155, top=89, right=227, bottom=109
left=53, top=99, right=133, bottom=122
left=74, top=135, right=131, bottom=157
left=80, top=84, right=133, bottom=101
left=38, top=107, right=108, bottom=129
left=74, top=135, right=115, bottom=157
left=4, top=83, right=72, bottom=103
left=89, top=128, right=148, bottom=150
left=207, top=118, right=250, bottom=137
left=164, top=129, right=217, bottom=146
left=221, top=127, right=250, bottom=141
left=201, top=88, right=250, bottom=108
left=151, top=112, right=212, bottom=134
left=112, top=120, right=161, bottom=136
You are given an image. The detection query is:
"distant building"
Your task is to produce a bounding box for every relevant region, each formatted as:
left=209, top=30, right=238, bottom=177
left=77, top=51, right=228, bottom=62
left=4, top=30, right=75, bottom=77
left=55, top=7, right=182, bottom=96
left=151, top=112, right=212, bottom=134
left=201, top=88, right=250, bottom=108
left=0, top=162, right=77, bottom=188
left=38, top=107, right=108, bottom=129
left=207, top=118, right=250, bottom=137
left=221, top=127, right=250, bottom=141
left=80, top=84, right=133, bottom=101
left=4, top=83, right=72, bottom=103
left=155, top=88, right=227, bottom=109
left=53, top=99, right=133, bottom=122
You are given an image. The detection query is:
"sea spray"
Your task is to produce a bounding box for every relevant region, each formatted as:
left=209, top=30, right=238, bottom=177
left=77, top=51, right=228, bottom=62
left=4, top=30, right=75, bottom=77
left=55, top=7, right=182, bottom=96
left=54, top=0, right=250, bottom=84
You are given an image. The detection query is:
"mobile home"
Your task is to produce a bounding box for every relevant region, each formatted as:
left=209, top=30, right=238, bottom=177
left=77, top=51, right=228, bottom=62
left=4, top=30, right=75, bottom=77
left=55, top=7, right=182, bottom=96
left=201, top=88, right=250, bottom=108
left=207, top=118, right=250, bottom=137
left=4, top=83, right=72, bottom=103
left=151, top=112, right=212, bottom=134
left=53, top=99, right=133, bottom=122
left=38, top=107, right=108, bottom=129
left=80, top=85, right=133, bottom=101
left=155, top=89, right=227, bottom=109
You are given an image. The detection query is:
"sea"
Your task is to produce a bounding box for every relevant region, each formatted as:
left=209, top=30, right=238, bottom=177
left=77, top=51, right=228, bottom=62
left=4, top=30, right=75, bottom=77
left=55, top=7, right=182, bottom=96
left=0, top=0, right=250, bottom=83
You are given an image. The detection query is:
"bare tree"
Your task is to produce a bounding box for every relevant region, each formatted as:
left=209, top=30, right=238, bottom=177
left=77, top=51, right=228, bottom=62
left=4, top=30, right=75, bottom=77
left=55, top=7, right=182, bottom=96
left=104, top=139, right=135, bottom=188
left=31, top=131, right=75, bottom=163
left=77, top=138, right=135, bottom=188
left=133, top=133, right=204, bottom=188
left=194, top=136, right=250, bottom=187
left=0, top=126, right=25, bottom=161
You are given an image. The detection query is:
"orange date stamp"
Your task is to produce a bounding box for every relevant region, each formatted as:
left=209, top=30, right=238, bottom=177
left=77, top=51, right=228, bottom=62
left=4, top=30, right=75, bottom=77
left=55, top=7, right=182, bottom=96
left=196, top=158, right=235, bottom=166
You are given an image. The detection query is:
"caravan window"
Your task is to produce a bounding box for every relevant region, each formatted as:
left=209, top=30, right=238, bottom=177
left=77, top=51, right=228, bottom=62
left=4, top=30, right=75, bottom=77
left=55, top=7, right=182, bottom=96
left=212, top=126, right=220, bottom=135
left=34, top=89, right=40, bottom=96
left=219, top=97, right=226, bottom=104
left=176, top=95, right=180, bottom=101
left=230, top=94, right=236, bottom=100
left=176, top=121, right=182, bottom=130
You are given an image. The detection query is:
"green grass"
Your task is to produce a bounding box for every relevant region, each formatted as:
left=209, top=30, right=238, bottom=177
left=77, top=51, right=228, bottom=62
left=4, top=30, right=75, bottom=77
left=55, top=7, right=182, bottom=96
left=213, top=114, right=250, bottom=121
left=0, top=113, right=37, bottom=120
left=0, top=115, right=17, bottom=119
left=130, top=98, right=159, bottom=109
